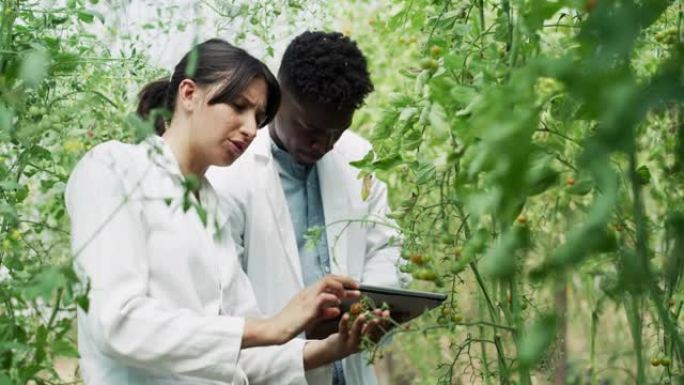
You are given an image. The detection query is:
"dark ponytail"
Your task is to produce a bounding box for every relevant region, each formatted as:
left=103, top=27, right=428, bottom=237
left=137, top=79, right=171, bottom=135
left=136, top=39, right=280, bottom=136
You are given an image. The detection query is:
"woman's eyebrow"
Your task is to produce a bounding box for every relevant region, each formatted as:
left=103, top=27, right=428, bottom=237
left=238, top=94, right=267, bottom=116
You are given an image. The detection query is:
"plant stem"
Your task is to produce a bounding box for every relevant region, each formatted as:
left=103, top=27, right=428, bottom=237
left=479, top=299, right=493, bottom=385
left=625, top=296, right=646, bottom=385
left=479, top=0, right=485, bottom=33
left=470, top=262, right=510, bottom=384
left=0, top=0, right=18, bottom=74
left=628, top=146, right=684, bottom=367
left=554, top=282, right=567, bottom=385
left=590, top=308, right=598, bottom=385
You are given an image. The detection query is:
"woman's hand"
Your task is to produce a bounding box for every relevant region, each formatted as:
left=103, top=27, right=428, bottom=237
left=243, top=275, right=360, bottom=348
left=302, top=308, right=391, bottom=370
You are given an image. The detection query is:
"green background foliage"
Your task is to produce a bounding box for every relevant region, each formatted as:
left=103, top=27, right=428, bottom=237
left=1, top=0, right=683, bottom=384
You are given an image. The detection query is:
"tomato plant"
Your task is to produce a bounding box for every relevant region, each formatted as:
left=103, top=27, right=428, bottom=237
left=0, top=0, right=160, bottom=382
left=342, top=0, right=684, bottom=384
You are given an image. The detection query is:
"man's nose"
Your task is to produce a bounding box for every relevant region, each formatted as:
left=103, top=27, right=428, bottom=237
left=310, top=139, right=330, bottom=155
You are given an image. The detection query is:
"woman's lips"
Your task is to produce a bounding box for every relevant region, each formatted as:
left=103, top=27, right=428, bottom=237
left=228, top=140, right=246, bottom=156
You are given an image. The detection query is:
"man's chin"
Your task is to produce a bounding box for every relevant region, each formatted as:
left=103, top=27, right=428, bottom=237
left=296, top=152, right=322, bottom=165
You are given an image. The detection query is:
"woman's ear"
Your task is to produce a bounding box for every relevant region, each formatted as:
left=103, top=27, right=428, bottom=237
left=177, top=79, right=198, bottom=112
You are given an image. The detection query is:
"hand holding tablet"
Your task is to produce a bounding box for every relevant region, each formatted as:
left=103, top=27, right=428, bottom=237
left=306, top=285, right=447, bottom=340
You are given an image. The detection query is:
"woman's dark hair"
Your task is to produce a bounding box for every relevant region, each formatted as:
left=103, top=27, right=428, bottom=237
left=137, top=38, right=280, bottom=135
left=278, top=31, right=373, bottom=111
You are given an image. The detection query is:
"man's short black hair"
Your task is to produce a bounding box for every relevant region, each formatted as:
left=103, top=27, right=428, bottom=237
left=278, top=31, right=374, bottom=111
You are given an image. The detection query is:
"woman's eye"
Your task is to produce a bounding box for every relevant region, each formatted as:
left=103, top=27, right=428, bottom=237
left=231, top=101, right=246, bottom=111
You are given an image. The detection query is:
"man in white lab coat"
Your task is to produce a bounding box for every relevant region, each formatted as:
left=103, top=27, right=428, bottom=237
left=208, top=31, right=407, bottom=385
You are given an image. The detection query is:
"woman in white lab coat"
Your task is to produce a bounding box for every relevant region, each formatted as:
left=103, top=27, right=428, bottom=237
left=66, top=38, right=384, bottom=385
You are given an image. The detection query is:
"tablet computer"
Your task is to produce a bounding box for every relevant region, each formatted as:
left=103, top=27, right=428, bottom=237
left=306, top=284, right=447, bottom=340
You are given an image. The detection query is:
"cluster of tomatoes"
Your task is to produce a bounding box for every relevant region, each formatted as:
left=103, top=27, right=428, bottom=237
left=650, top=353, right=672, bottom=368
left=400, top=251, right=439, bottom=282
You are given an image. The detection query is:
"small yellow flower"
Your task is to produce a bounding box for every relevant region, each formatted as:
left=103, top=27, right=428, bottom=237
left=535, top=77, right=563, bottom=99
left=63, top=139, right=84, bottom=154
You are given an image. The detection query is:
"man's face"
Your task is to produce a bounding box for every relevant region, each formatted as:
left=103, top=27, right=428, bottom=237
left=271, top=89, right=354, bottom=165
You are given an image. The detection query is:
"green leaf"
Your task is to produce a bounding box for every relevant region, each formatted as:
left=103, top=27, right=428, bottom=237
left=414, top=161, right=436, bottom=185
left=125, top=113, right=154, bottom=142
left=349, top=150, right=374, bottom=169
left=185, top=45, right=199, bottom=77
left=526, top=158, right=559, bottom=196
left=304, top=225, right=324, bottom=251
left=14, top=185, right=29, bottom=203
left=398, top=107, right=418, bottom=124
left=518, top=314, right=558, bottom=369
left=0, top=372, right=11, bottom=385
left=77, top=11, right=95, bottom=23
left=51, top=52, right=81, bottom=74
left=636, top=165, right=651, bottom=185
left=23, top=267, right=65, bottom=300
left=75, top=294, right=90, bottom=312
left=19, top=50, right=50, bottom=87
left=0, top=105, right=13, bottom=135
left=428, top=102, right=449, bottom=132
left=372, top=109, right=399, bottom=140
left=182, top=174, right=201, bottom=192
left=53, top=339, right=79, bottom=358
left=665, top=212, right=684, bottom=290
left=403, top=128, right=423, bottom=151
left=195, top=204, right=208, bottom=227
left=567, top=178, right=593, bottom=195
left=479, top=225, right=530, bottom=279
left=372, top=154, right=402, bottom=171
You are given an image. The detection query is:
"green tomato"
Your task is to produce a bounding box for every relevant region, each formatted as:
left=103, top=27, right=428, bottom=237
left=419, top=58, right=438, bottom=71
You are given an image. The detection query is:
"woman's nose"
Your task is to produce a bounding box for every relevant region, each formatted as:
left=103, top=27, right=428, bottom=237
left=241, top=117, right=257, bottom=140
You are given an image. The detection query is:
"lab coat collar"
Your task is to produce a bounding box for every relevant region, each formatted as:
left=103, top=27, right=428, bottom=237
left=249, top=131, right=304, bottom=285
left=317, top=151, right=351, bottom=276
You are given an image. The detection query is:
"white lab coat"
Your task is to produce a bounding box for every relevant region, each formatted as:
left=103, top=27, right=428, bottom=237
left=66, top=136, right=309, bottom=385
left=207, top=129, right=408, bottom=385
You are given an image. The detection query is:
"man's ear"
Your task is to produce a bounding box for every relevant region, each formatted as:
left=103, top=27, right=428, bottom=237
left=177, top=79, right=198, bottom=112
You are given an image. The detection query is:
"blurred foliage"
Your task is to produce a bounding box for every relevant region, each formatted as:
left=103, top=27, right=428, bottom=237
left=339, top=0, right=684, bottom=384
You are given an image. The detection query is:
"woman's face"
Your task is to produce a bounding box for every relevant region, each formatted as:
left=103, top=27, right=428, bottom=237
left=190, top=77, right=268, bottom=167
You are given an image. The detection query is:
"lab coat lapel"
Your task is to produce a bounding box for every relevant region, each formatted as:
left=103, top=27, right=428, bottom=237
left=317, top=151, right=351, bottom=276
left=252, top=132, right=305, bottom=287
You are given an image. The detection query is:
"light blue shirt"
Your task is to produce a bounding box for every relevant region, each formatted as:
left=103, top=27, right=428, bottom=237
left=270, top=139, right=331, bottom=286
left=270, top=136, right=345, bottom=385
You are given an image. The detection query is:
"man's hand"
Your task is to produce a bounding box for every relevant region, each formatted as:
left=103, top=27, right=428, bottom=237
left=302, top=307, right=391, bottom=370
